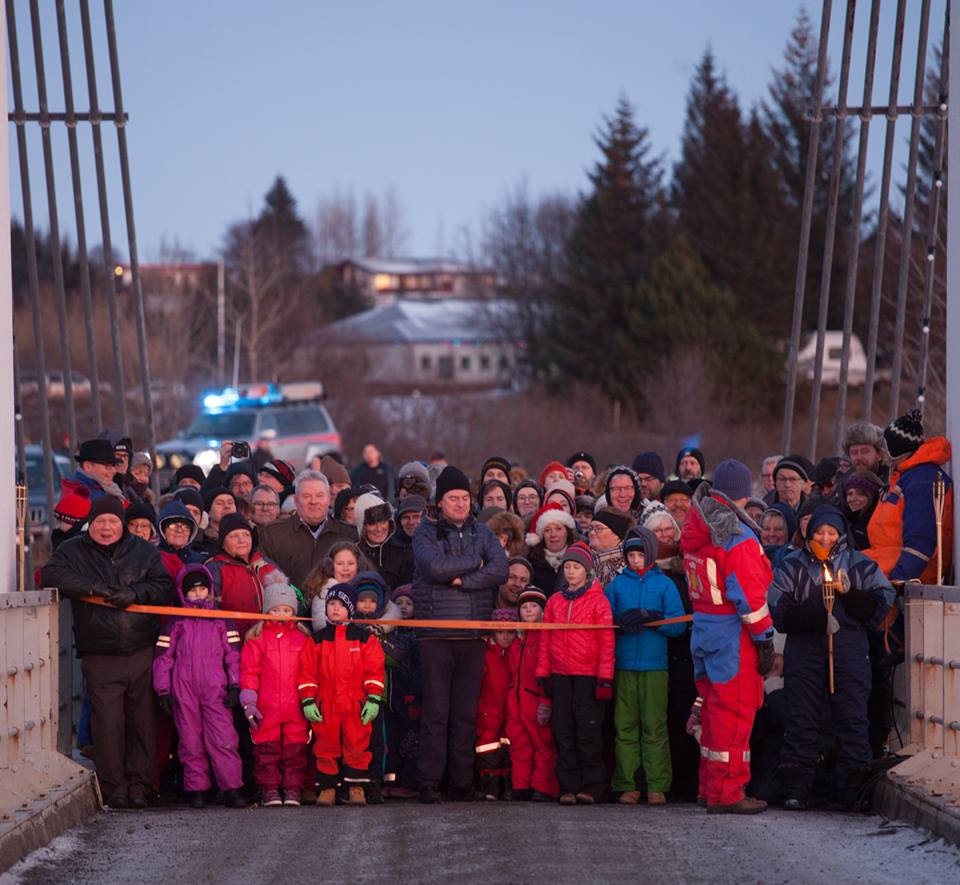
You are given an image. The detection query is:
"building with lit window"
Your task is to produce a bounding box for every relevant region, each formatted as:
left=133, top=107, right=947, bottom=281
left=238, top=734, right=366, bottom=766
left=326, top=258, right=496, bottom=307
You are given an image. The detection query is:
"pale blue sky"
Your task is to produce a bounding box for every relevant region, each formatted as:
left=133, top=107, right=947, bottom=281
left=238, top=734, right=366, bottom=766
left=7, top=0, right=947, bottom=261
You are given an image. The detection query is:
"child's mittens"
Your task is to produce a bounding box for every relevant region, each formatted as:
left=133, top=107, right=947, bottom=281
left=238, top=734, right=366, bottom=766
left=239, top=689, right=262, bottom=729
left=595, top=680, right=613, bottom=702
left=223, top=686, right=240, bottom=708
left=536, top=701, right=552, bottom=726
left=157, top=694, right=173, bottom=716
left=360, top=695, right=383, bottom=726
left=755, top=639, right=775, bottom=676
left=301, top=699, right=323, bottom=723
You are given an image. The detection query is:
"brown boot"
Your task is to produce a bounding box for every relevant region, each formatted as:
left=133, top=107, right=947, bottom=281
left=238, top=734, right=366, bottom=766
left=316, top=788, right=336, bottom=807
left=347, top=786, right=367, bottom=806
left=647, top=791, right=667, bottom=806
left=707, top=796, right=767, bottom=815
left=559, top=793, right=577, bottom=805
left=618, top=790, right=642, bottom=805
left=575, top=792, right=595, bottom=805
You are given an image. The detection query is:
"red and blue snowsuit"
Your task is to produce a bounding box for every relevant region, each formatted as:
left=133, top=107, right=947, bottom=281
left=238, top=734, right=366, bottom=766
left=475, top=639, right=512, bottom=788
left=506, top=629, right=558, bottom=797
left=680, top=488, right=774, bottom=807
left=240, top=620, right=311, bottom=794
left=297, top=623, right=385, bottom=788
left=152, top=564, right=243, bottom=793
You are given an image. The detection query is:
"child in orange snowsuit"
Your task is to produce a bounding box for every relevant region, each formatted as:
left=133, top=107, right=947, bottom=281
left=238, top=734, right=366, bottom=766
left=475, top=609, right=516, bottom=800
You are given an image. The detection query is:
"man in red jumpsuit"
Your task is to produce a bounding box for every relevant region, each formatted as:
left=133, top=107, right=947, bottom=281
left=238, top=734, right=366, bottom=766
left=680, top=459, right=775, bottom=814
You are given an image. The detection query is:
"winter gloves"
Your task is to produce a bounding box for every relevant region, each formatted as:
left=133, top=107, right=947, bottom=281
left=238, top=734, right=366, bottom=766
left=755, top=639, right=776, bottom=676
left=91, top=581, right=135, bottom=609
left=223, top=686, right=240, bottom=708
left=536, top=701, right=552, bottom=726
left=239, top=689, right=262, bottom=729
left=360, top=695, right=383, bottom=726
left=838, top=588, right=878, bottom=624
left=157, top=694, right=173, bottom=717
left=595, top=680, right=613, bottom=702
left=302, top=699, right=323, bottom=723
left=615, top=608, right=664, bottom=633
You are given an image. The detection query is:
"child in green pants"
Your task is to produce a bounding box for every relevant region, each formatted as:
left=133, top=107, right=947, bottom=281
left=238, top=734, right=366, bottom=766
left=604, top=526, right=686, bottom=805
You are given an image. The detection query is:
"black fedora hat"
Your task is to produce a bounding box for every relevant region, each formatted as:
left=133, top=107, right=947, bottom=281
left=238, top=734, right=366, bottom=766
left=75, top=439, right=120, bottom=466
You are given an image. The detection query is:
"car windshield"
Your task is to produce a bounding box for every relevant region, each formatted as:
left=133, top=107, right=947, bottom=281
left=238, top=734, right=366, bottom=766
left=25, top=455, right=64, bottom=494
left=185, top=411, right=257, bottom=438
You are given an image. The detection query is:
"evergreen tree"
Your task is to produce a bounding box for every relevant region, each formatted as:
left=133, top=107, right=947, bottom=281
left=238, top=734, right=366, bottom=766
left=254, top=175, right=312, bottom=273
left=915, top=41, right=946, bottom=229
left=545, top=96, right=664, bottom=404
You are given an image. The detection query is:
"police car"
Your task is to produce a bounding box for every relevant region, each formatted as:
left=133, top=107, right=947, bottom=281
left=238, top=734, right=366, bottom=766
left=155, top=381, right=341, bottom=479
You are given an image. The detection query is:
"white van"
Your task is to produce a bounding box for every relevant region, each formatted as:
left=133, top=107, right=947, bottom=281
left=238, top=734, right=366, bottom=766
left=795, top=331, right=867, bottom=386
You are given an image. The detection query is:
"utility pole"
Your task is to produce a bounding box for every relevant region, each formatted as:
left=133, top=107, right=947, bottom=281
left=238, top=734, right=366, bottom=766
left=217, top=257, right=225, bottom=384
left=947, top=0, right=960, bottom=576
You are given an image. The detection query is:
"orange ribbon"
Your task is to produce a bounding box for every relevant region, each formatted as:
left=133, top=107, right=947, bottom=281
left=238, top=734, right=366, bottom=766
left=78, top=596, right=693, bottom=631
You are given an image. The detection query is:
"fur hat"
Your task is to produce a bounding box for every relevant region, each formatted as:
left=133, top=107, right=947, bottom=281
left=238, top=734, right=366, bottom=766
left=355, top=492, right=394, bottom=538
left=624, top=526, right=659, bottom=565
left=487, top=510, right=526, bottom=557
left=632, top=451, right=666, bottom=483
left=841, top=420, right=887, bottom=456
left=525, top=502, right=576, bottom=547
left=538, top=461, right=571, bottom=489
left=561, top=541, right=594, bottom=573
left=326, top=582, right=357, bottom=618
left=435, top=465, right=471, bottom=504
left=262, top=580, right=298, bottom=614
left=517, top=586, right=547, bottom=610
left=320, top=455, right=350, bottom=487
left=398, top=461, right=433, bottom=498
left=884, top=408, right=925, bottom=459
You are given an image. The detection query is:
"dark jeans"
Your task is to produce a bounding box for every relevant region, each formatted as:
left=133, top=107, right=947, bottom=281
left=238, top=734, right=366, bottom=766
left=81, top=646, right=156, bottom=800
left=417, top=638, right=485, bottom=789
left=551, top=675, right=605, bottom=798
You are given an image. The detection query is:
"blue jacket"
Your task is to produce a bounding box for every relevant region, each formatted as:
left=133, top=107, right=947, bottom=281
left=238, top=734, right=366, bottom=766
left=411, top=515, right=509, bottom=639
left=604, top=565, right=686, bottom=672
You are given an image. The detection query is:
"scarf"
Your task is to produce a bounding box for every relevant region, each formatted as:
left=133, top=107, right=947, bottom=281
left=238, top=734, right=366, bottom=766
left=594, top=545, right=625, bottom=589
left=544, top=547, right=565, bottom=570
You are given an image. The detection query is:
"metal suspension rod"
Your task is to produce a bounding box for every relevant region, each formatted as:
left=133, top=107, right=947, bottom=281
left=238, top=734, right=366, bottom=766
left=79, top=0, right=127, bottom=431
left=12, top=337, right=32, bottom=585
left=55, top=0, right=101, bottom=431
left=888, top=0, right=932, bottom=419
left=915, top=8, right=950, bottom=414
left=6, top=0, right=55, bottom=514
left=835, top=0, right=882, bottom=452
left=807, top=0, right=856, bottom=461
left=103, top=0, right=158, bottom=494
left=862, top=0, right=907, bottom=420
left=28, top=0, right=78, bottom=448
left=781, top=0, right=833, bottom=455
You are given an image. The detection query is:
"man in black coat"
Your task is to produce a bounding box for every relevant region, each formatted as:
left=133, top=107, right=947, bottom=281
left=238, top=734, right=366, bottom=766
left=412, top=466, right=508, bottom=803
left=41, top=497, right=174, bottom=809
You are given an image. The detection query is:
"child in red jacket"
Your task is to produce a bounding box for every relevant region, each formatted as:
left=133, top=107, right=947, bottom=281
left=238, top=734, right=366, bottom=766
left=297, top=583, right=386, bottom=807
left=506, top=586, right=559, bottom=801
left=239, top=580, right=311, bottom=807
left=535, top=542, right=615, bottom=804
left=475, top=609, right=517, bottom=800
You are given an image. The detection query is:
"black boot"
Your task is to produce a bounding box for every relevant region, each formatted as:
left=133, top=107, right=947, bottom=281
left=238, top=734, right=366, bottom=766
left=477, top=775, right=498, bottom=801
left=187, top=791, right=204, bottom=809
left=449, top=783, right=476, bottom=802
left=836, top=768, right=873, bottom=813
left=419, top=784, right=440, bottom=805
left=780, top=765, right=809, bottom=811
left=365, top=780, right=384, bottom=805
left=221, top=788, right=246, bottom=809
left=510, top=789, right=531, bottom=802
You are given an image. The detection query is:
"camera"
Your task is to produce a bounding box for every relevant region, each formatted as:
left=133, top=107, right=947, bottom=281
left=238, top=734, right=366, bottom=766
left=232, top=441, right=251, bottom=459
left=574, top=470, right=585, bottom=482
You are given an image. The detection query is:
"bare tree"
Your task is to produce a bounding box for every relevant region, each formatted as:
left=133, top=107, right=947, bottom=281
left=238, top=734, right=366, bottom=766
left=316, top=186, right=410, bottom=263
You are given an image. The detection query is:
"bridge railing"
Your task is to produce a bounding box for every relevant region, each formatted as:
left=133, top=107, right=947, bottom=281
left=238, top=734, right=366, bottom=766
left=905, top=585, right=960, bottom=756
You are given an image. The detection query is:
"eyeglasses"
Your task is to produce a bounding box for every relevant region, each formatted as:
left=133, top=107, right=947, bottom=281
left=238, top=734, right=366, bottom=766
left=777, top=476, right=804, bottom=485
left=588, top=524, right=611, bottom=535
left=252, top=502, right=279, bottom=511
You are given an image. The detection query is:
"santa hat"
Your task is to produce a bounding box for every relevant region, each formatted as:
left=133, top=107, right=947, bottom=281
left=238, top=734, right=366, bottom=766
left=525, top=502, right=576, bottom=547
left=538, top=460, right=571, bottom=489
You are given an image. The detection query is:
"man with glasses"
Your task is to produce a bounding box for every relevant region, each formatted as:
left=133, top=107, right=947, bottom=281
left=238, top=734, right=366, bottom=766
left=250, top=484, right=281, bottom=528
left=759, top=454, right=782, bottom=502
left=605, top=466, right=642, bottom=516
left=771, top=456, right=811, bottom=514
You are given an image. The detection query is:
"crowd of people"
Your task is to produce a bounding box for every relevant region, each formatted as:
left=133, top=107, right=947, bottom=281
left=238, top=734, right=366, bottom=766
left=38, top=407, right=953, bottom=814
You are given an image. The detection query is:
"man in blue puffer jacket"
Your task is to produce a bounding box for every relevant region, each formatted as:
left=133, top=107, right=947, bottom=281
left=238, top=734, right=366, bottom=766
left=605, top=527, right=686, bottom=805
left=412, top=465, right=509, bottom=803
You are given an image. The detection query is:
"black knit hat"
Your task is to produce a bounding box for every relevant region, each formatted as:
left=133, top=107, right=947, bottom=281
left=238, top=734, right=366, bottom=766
left=592, top=508, right=633, bottom=540
left=675, top=447, right=705, bottom=476
left=660, top=479, right=692, bottom=502
left=125, top=501, right=157, bottom=527
left=435, top=465, right=471, bottom=504
left=632, top=451, right=666, bottom=483
left=174, top=464, right=206, bottom=486
left=333, top=487, right=357, bottom=521
left=174, top=487, right=204, bottom=512
left=218, top=512, right=254, bottom=549
left=87, top=495, right=125, bottom=524
left=773, top=455, right=812, bottom=483
left=884, top=408, right=924, bottom=459
left=566, top=451, right=597, bottom=472
left=326, top=582, right=357, bottom=618
left=517, top=586, right=547, bottom=610
left=203, top=487, right=237, bottom=513
left=480, top=456, right=511, bottom=480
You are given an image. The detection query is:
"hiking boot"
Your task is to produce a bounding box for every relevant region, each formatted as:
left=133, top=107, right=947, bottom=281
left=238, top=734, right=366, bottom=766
left=221, top=789, right=246, bottom=809
left=347, top=786, right=366, bottom=806
left=559, top=793, right=577, bottom=805
left=575, top=792, right=596, bottom=805
left=261, top=789, right=282, bottom=807
left=106, top=792, right=129, bottom=810
left=647, top=791, right=667, bottom=806
left=618, top=790, right=642, bottom=805
left=316, top=788, right=336, bottom=807
left=707, top=797, right=767, bottom=815
left=300, top=788, right=317, bottom=805
left=127, top=788, right=148, bottom=810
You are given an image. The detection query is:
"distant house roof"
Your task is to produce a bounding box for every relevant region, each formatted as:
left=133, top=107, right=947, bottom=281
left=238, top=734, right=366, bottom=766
left=344, top=257, right=484, bottom=276
left=322, top=299, right=516, bottom=345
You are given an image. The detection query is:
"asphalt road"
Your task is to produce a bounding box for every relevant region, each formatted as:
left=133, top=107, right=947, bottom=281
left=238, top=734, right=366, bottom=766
left=3, top=802, right=959, bottom=884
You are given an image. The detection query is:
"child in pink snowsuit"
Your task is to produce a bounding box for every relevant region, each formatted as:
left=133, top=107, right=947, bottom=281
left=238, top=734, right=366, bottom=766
left=153, top=564, right=245, bottom=808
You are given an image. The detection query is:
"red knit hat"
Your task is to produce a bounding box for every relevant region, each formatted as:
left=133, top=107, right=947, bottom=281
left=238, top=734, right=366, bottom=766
left=54, top=488, right=92, bottom=525
left=525, top=502, right=576, bottom=547
left=538, top=460, right=571, bottom=489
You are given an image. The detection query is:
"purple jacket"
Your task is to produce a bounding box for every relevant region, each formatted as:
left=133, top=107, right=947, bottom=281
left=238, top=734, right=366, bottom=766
left=153, top=564, right=241, bottom=697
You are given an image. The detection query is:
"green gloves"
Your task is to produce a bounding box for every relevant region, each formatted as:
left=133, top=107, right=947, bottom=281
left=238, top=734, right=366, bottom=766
left=360, top=695, right=383, bottom=726
left=301, top=699, right=323, bottom=723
